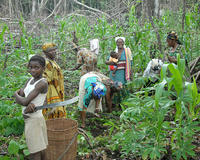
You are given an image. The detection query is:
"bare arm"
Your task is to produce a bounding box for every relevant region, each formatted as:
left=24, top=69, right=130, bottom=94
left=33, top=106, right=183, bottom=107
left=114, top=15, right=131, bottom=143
left=17, top=78, right=32, bottom=97
left=105, top=61, right=116, bottom=65
left=71, top=64, right=82, bottom=71
left=105, top=86, right=112, bottom=112
left=18, top=88, right=25, bottom=97
left=95, top=99, right=100, bottom=113
left=15, top=79, right=48, bottom=106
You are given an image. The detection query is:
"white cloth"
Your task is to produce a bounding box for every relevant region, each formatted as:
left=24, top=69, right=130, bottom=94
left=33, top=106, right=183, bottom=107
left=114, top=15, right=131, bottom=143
left=143, top=59, right=163, bottom=78
left=115, top=37, right=125, bottom=42
left=78, top=72, right=103, bottom=113
left=23, top=77, right=48, bottom=154
left=115, top=37, right=126, bottom=53
left=90, top=39, right=99, bottom=55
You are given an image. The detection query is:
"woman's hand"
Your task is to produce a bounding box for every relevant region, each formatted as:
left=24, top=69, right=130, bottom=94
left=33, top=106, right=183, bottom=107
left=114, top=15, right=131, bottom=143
left=24, top=103, right=35, bottom=114
left=168, top=55, right=177, bottom=64
left=14, top=89, right=20, bottom=97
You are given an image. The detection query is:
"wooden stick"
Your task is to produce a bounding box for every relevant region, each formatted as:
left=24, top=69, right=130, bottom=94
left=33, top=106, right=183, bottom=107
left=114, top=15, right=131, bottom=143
left=73, top=0, right=110, bottom=18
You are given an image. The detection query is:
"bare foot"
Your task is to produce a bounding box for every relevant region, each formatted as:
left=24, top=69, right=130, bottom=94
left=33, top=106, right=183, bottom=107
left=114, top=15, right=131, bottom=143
left=94, top=113, right=100, bottom=118
left=81, top=124, right=85, bottom=128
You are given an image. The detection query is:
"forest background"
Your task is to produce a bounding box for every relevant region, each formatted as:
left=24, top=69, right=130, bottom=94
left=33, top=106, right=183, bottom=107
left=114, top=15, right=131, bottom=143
left=0, top=0, right=200, bottom=159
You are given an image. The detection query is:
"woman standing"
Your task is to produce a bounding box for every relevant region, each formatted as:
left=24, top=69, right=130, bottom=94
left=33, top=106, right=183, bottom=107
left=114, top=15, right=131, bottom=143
left=166, top=31, right=191, bottom=81
left=105, top=37, right=132, bottom=104
left=106, top=37, right=132, bottom=84
left=42, top=43, right=66, bottom=119
left=167, top=31, right=184, bottom=64
left=14, top=55, right=48, bottom=159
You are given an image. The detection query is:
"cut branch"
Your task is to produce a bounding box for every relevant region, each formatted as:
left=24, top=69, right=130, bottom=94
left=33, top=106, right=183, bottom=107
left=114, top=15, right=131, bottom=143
left=41, top=0, right=63, bottom=23
left=73, top=0, right=110, bottom=18
left=30, top=0, right=63, bottom=33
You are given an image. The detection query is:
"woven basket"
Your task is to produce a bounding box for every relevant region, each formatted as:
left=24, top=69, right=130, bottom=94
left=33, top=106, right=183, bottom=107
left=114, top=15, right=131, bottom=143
left=45, top=118, right=78, bottom=160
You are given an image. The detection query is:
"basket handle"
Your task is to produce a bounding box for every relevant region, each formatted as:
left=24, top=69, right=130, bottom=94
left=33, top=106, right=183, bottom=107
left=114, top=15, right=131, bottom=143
left=57, top=128, right=94, bottom=160
left=57, top=132, right=78, bottom=160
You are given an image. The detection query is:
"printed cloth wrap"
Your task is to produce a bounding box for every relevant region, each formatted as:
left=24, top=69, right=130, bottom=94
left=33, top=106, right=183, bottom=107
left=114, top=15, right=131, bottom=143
left=42, top=59, right=66, bottom=119
left=77, top=48, right=98, bottom=75
left=83, top=77, right=106, bottom=108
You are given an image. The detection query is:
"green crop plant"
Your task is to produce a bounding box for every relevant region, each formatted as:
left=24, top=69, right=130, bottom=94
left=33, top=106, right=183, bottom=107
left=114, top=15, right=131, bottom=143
left=0, top=3, right=200, bottom=159
left=110, top=54, right=199, bottom=159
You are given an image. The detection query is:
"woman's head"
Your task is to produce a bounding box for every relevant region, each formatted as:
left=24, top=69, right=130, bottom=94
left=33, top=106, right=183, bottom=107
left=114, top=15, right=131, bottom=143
left=111, top=81, right=123, bottom=92
left=166, top=31, right=181, bottom=47
left=115, top=37, right=125, bottom=49
left=28, top=55, right=45, bottom=78
left=42, top=43, right=57, bottom=60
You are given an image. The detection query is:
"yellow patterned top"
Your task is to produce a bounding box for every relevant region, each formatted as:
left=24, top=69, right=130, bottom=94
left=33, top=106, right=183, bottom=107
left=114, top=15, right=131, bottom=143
left=42, top=59, right=66, bottom=119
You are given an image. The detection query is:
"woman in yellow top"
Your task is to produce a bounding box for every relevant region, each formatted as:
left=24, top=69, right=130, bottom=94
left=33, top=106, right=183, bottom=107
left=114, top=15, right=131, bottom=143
left=42, top=43, right=66, bottom=119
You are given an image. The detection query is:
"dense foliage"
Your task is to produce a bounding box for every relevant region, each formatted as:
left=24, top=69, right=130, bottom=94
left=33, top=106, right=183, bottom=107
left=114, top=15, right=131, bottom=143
left=0, top=3, right=199, bottom=160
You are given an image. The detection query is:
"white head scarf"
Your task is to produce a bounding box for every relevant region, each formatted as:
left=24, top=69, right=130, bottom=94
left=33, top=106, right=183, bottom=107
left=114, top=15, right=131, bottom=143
left=115, top=37, right=125, bottom=42
left=90, top=39, right=99, bottom=55
left=115, top=37, right=126, bottom=53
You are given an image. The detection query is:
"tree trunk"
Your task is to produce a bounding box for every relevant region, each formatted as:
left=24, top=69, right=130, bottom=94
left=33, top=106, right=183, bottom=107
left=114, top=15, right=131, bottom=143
left=13, top=0, right=20, bottom=18
left=8, top=0, right=12, bottom=18
left=69, top=0, right=73, bottom=13
left=63, top=0, right=66, bottom=14
left=32, top=0, right=37, bottom=18
left=170, top=0, right=181, bottom=12
left=182, top=0, right=186, bottom=32
left=64, top=0, right=72, bottom=14
left=54, top=0, right=57, bottom=10
left=142, top=0, right=155, bottom=19
left=39, top=0, right=48, bottom=16
left=148, top=1, right=163, bottom=59
left=154, top=0, right=159, bottom=18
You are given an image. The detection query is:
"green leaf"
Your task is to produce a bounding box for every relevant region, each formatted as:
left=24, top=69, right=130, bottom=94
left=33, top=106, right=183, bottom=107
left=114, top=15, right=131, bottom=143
left=0, top=156, right=10, bottom=160
left=155, top=79, right=167, bottom=108
left=160, top=64, right=169, bottom=81
left=8, top=140, right=20, bottom=155
left=177, top=54, right=185, bottom=77
left=23, top=149, right=30, bottom=156
left=168, top=63, right=183, bottom=95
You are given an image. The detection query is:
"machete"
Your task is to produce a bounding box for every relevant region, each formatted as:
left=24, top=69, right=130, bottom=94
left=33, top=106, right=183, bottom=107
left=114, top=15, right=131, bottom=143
left=34, top=96, right=79, bottom=111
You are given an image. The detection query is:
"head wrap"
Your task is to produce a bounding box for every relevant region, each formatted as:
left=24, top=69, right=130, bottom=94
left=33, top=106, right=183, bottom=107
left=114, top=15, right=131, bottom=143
left=90, top=39, right=99, bottom=55
left=167, top=31, right=178, bottom=40
left=113, top=81, right=123, bottom=89
left=91, top=82, right=106, bottom=99
left=42, top=43, right=57, bottom=52
left=115, top=37, right=125, bottom=42
left=167, top=31, right=182, bottom=45
left=115, top=37, right=126, bottom=53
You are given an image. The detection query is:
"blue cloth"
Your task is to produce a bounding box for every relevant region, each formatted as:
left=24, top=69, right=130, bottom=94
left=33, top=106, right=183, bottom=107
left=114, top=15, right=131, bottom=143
left=109, top=49, right=126, bottom=84
left=92, top=82, right=107, bottom=98
left=83, top=76, right=107, bottom=108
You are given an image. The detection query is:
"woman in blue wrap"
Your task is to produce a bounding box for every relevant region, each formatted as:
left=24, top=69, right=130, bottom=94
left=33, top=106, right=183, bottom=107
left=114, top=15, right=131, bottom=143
left=106, top=37, right=133, bottom=104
